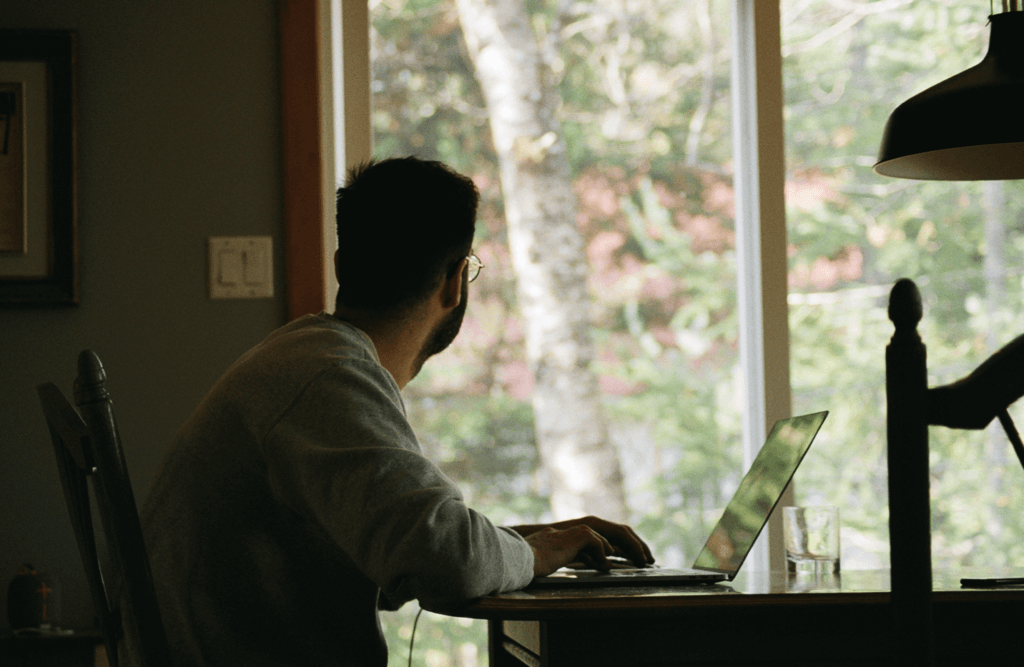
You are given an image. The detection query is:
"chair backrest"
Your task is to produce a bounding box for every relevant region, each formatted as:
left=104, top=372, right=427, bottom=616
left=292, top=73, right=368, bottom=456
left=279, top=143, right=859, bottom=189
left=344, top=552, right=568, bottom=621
left=37, top=350, right=171, bottom=667
left=885, top=278, right=934, bottom=665
left=886, top=278, right=1024, bottom=665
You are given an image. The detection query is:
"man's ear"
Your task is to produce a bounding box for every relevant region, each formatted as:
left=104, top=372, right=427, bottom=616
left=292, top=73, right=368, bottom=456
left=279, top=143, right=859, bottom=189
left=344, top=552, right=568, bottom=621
left=440, top=258, right=467, bottom=309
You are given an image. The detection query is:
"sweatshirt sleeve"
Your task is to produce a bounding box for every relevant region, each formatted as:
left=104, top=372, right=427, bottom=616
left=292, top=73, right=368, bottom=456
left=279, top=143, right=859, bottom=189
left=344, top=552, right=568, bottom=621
left=259, top=358, right=535, bottom=610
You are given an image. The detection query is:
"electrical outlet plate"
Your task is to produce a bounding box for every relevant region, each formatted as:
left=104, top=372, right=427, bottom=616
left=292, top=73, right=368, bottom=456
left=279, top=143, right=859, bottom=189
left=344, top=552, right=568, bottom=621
left=208, top=236, right=274, bottom=299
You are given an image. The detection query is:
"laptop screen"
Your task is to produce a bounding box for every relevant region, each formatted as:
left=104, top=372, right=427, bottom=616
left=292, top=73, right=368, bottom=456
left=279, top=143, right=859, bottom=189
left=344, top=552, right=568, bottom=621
left=692, top=411, right=828, bottom=576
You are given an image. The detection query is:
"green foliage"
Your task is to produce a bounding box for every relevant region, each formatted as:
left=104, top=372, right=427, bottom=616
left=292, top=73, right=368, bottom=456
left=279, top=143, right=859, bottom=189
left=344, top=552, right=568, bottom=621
left=405, top=392, right=550, bottom=524
left=380, top=604, right=487, bottom=667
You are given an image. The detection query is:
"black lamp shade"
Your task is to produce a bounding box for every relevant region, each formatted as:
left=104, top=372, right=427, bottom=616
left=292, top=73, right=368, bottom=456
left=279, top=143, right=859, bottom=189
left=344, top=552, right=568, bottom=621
left=875, top=12, right=1024, bottom=180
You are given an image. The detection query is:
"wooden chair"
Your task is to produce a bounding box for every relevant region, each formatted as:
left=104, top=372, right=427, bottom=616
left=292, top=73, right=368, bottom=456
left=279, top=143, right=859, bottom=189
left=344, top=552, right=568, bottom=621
left=886, top=278, right=1024, bottom=665
left=37, top=350, right=171, bottom=667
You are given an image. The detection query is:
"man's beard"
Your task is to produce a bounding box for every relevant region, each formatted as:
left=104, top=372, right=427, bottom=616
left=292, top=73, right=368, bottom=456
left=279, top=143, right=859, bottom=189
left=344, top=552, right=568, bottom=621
left=411, top=281, right=468, bottom=378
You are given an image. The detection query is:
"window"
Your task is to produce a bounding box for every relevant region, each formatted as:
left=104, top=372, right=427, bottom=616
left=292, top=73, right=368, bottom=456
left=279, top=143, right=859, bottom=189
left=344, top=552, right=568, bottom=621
left=327, top=1, right=1024, bottom=664
left=782, top=0, right=1024, bottom=569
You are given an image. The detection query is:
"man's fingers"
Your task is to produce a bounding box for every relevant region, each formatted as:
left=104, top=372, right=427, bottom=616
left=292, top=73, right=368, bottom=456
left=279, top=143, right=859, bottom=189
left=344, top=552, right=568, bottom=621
left=526, top=525, right=614, bottom=575
left=525, top=518, right=656, bottom=576
left=577, top=517, right=655, bottom=566
left=623, top=526, right=655, bottom=565
left=606, top=528, right=650, bottom=566
left=571, top=525, right=617, bottom=570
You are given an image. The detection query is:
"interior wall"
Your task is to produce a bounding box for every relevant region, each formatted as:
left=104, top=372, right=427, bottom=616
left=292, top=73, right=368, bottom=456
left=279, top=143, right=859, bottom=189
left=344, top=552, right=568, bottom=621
left=0, top=0, right=286, bottom=629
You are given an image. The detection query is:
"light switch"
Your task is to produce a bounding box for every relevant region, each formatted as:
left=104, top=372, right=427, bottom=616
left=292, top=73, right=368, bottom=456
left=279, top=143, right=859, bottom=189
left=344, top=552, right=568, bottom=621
left=219, top=250, right=243, bottom=285
left=209, top=236, right=274, bottom=299
left=243, top=244, right=270, bottom=285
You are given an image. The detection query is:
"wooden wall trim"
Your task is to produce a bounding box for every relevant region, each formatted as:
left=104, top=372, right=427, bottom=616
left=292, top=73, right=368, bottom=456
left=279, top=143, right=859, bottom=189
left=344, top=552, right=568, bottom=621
left=279, top=0, right=325, bottom=320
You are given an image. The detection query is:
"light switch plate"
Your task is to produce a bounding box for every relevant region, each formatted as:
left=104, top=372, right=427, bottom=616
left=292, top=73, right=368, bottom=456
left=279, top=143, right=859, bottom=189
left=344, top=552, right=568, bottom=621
left=209, top=236, right=274, bottom=299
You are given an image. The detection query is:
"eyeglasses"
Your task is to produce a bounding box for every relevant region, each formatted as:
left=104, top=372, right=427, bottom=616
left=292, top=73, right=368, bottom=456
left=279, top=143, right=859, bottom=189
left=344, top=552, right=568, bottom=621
left=467, top=254, right=484, bottom=283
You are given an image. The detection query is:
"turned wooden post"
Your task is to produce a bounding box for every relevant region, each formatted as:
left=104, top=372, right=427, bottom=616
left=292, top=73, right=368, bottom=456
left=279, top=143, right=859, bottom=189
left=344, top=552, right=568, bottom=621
left=886, top=278, right=934, bottom=665
left=73, top=350, right=171, bottom=667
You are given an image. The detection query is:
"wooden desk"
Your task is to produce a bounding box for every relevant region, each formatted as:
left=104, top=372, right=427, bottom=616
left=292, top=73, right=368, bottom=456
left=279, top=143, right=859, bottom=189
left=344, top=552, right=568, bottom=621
left=445, top=569, right=1024, bottom=666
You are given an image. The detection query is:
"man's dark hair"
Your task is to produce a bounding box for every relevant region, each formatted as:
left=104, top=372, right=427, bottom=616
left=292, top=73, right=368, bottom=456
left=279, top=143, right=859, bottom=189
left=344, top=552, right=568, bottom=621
left=334, top=157, right=478, bottom=317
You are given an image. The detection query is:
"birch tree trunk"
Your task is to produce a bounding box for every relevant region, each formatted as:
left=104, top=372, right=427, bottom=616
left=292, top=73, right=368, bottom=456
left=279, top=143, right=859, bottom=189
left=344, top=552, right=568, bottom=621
left=455, top=0, right=628, bottom=522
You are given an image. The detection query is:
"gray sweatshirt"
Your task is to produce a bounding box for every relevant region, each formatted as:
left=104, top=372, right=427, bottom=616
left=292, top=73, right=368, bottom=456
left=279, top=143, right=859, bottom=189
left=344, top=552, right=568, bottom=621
left=139, top=314, right=534, bottom=666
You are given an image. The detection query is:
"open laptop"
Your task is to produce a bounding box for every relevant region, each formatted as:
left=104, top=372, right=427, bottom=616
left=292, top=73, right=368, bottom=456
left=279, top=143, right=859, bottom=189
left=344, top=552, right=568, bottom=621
left=529, top=411, right=828, bottom=587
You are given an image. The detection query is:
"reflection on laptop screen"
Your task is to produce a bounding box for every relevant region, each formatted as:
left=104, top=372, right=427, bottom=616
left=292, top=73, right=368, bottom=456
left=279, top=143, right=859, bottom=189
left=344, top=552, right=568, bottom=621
left=693, top=411, right=827, bottom=575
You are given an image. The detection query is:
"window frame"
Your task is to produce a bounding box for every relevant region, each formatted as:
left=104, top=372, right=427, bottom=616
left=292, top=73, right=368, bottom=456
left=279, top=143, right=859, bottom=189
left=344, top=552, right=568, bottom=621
left=286, top=0, right=792, bottom=568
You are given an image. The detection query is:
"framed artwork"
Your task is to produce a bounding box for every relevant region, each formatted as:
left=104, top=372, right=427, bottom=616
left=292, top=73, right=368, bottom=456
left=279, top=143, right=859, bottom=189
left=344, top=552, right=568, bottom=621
left=0, top=30, right=77, bottom=305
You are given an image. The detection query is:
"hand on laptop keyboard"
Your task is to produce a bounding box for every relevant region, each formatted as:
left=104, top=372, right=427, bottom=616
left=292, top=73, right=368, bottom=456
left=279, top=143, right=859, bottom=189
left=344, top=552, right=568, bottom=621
left=510, top=516, right=655, bottom=577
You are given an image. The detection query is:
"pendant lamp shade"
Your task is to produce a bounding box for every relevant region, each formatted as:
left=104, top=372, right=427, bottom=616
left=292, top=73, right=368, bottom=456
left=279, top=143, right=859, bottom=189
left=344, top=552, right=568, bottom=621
left=874, top=11, right=1024, bottom=180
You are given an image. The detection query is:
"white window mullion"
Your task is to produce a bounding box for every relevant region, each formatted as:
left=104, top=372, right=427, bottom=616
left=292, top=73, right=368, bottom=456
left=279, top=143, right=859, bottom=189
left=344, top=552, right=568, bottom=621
left=321, top=0, right=340, bottom=309
left=731, top=0, right=792, bottom=577
left=336, top=0, right=371, bottom=172
left=327, top=0, right=372, bottom=310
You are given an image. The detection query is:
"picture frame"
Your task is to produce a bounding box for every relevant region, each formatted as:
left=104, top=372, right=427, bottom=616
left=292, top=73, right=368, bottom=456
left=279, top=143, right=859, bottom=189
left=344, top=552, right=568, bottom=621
left=0, top=30, right=77, bottom=305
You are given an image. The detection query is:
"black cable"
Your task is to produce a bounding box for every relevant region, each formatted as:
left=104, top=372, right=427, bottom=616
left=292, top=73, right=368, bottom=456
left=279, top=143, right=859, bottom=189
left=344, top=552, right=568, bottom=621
left=408, top=607, right=424, bottom=667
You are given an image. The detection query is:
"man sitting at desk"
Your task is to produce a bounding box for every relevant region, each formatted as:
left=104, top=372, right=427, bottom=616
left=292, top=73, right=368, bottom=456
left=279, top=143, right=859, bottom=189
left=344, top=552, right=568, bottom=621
left=140, top=156, right=653, bottom=666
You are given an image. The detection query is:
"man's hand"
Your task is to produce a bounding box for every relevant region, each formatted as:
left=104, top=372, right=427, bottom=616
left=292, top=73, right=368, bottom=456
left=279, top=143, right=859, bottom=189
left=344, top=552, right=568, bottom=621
left=511, top=516, right=655, bottom=577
